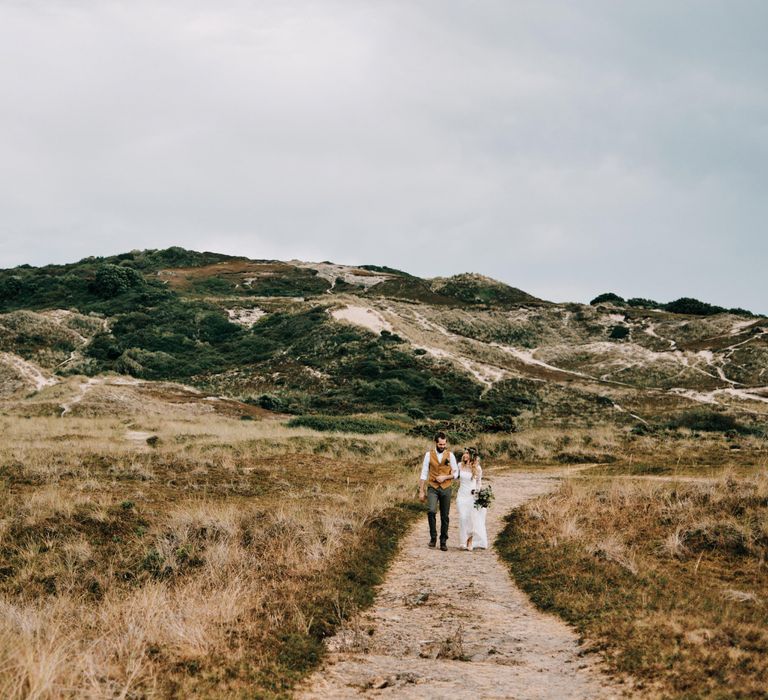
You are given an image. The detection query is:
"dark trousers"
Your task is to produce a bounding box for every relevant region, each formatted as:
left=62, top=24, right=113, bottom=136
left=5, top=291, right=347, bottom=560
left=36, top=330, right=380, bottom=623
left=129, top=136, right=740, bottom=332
left=427, top=485, right=451, bottom=543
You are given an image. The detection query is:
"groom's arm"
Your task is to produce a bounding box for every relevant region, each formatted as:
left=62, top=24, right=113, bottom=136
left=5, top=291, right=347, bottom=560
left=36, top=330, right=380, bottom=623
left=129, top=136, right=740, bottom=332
left=418, top=452, right=430, bottom=501
left=449, top=451, right=459, bottom=479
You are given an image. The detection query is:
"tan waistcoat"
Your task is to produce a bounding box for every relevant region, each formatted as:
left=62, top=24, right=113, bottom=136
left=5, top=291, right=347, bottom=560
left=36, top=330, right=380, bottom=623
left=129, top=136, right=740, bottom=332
left=428, top=449, right=454, bottom=490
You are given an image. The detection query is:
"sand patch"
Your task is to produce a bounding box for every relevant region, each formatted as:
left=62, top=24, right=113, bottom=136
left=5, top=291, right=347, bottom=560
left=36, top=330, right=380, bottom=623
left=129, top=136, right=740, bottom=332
left=227, top=308, right=266, bottom=326
left=332, top=305, right=393, bottom=334
left=0, top=352, right=58, bottom=393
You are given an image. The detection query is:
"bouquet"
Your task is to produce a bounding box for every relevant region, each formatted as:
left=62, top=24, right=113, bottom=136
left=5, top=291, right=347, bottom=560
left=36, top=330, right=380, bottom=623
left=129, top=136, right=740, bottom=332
left=473, top=484, right=494, bottom=510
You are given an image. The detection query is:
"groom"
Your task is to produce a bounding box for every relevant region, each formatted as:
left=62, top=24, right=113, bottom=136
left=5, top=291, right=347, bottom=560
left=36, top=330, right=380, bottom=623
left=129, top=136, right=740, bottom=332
left=418, top=431, right=458, bottom=551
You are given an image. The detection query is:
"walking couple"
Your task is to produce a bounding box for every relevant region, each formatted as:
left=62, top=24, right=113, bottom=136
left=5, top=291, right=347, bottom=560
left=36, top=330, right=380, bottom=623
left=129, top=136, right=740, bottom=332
left=418, top=431, right=488, bottom=551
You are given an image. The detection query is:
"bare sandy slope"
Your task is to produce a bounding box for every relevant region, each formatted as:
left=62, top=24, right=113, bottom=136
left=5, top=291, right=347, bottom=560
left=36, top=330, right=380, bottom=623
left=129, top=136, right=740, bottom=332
left=297, top=472, right=628, bottom=699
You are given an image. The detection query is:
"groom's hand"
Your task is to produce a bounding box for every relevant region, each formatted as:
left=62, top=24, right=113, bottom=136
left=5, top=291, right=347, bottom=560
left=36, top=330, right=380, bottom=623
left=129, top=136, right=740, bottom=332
left=418, top=490, right=426, bottom=503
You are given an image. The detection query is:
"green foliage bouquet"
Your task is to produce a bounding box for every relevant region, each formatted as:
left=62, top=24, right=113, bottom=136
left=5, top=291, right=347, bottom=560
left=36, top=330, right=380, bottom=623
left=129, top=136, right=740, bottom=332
left=473, top=484, right=494, bottom=510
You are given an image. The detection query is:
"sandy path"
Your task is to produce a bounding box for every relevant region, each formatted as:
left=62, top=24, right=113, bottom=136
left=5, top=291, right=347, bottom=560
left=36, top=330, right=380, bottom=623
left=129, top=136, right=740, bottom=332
left=0, top=351, right=58, bottom=392
left=297, top=473, right=625, bottom=699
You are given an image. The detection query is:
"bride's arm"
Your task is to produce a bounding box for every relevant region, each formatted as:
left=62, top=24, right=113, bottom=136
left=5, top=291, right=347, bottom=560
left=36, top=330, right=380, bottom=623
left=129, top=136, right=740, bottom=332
left=475, top=461, right=482, bottom=490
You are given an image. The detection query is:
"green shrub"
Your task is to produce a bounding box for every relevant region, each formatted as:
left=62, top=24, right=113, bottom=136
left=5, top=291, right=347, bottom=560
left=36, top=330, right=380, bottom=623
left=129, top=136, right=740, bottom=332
left=0, top=276, right=22, bottom=301
left=664, top=297, right=726, bottom=316
left=286, top=415, right=405, bottom=434
left=665, top=410, right=757, bottom=435
left=90, top=264, right=146, bottom=298
left=379, top=330, right=404, bottom=343
left=408, top=415, right=517, bottom=442
left=626, top=297, right=659, bottom=309
left=424, top=380, right=445, bottom=401
left=190, top=276, right=235, bottom=294
left=609, top=325, right=630, bottom=340
left=590, top=293, right=624, bottom=305
left=727, top=307, right=755, bottom=317
left=431, top=410, right=452, bottom=421
left=255, top=394, right=285, bottom=412
left=477, top=379, right=538, bottom=415
left=359, top=264, right=413, bottom=277
left=243, top=268, right=330, bottom=297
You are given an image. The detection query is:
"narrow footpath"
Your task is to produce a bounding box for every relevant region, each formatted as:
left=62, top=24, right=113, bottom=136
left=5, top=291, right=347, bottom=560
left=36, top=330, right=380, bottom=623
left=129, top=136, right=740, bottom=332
left=297, top=472, right=628, bottom=699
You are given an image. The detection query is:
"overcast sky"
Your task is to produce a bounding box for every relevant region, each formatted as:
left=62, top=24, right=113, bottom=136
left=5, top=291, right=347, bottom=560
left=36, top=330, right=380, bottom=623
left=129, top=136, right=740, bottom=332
left=1, top=1, right=766, bottom=312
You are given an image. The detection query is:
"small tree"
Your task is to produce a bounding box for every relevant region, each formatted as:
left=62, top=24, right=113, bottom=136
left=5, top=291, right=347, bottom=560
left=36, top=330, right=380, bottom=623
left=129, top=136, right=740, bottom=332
left=626, top=297, right=659, bottom=309
left=0, top=276, right=22, bottom=301
left=590, top=292, right=625, bottom=305
left=664, top=297, right=725, bottom=316
left=90, top=264, right=145, bottom=298
left=609, top=325, right=630, bottom=340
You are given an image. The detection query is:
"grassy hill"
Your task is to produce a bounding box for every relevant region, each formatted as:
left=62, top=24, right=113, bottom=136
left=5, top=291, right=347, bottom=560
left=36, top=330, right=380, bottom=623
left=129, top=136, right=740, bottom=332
left=1, top=246, right=767, bottom=437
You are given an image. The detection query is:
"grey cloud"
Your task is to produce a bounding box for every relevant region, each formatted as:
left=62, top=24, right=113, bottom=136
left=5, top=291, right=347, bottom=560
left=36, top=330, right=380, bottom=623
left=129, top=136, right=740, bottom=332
left=0, top=0, right=766, bottom=313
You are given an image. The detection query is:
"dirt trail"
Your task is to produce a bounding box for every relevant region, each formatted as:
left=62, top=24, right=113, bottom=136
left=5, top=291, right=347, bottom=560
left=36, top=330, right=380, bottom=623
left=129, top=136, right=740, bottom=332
left=0, top=352, right=58, bottom=392
left=297, top=473, right=626, bottom=699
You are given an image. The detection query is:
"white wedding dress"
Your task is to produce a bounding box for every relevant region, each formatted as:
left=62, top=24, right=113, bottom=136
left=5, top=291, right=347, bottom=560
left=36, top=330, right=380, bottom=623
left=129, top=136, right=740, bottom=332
left=456, top=465, right=488, bottom=549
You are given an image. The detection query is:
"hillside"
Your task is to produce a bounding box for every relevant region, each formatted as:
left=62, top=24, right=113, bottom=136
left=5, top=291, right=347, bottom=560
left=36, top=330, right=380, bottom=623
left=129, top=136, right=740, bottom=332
left=1, top=247, right=766, bottom=433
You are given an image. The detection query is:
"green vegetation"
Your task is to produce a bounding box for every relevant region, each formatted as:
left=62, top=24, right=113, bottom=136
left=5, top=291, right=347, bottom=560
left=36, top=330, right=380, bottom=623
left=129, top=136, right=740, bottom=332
left=241, top=267, right=330, bottom=297
left=408, top=414, right=517, bottom=442
left=0, top=248, right=249, bottom=312
left=590, top=292, right=624, bottom=305
left=589, top=291, right=754, bottom=317
left=431, top=273, right=540, bottom=307
left=83, top=299, right=491, bottom=417
left=608, top=325, right=629, bottom=340
left=286, top=415, right=408, bottom=434
left=665, top=409, right=762, bottom=435
left=625, top=297, right=660, bottom=309
left=366, top=276, right=459, bottom=305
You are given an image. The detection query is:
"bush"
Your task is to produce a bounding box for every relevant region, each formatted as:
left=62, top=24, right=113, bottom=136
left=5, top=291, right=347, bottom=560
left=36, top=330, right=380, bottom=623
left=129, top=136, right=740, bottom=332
left=626, top=297, right=659, bottom=309
left=424, top=380, right=445, bottom=401
left=728, top=307, right=755, bottom=318
left=664, top=297, right=725, bottom=316
left=379, top=330, right=404, bottom=343
left=408, top=415, right=517, bottom=442
left=0, top=276, right=22, bottom=301
left=255, top=394, right=286, bottom=412
left=191, top=277, right=235, bottom=294
left=609, top=325, right=630, bottom=340
left=590, top=293, right=625, bottom=305
left=477, top=379, right=538, bottom=415
left=90, top=264, right=145, bottom=298
left=286, top=415, right=404, bottom=434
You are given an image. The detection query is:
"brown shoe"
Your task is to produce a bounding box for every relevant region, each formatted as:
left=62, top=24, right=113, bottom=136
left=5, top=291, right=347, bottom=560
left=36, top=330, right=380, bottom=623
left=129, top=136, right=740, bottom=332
left=428, top=539, right=437, bottom=548
left=440, top=542, right=448, bottom=551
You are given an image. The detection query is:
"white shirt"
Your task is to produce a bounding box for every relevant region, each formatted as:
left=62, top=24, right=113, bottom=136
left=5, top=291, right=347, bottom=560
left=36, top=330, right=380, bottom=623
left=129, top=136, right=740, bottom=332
left=420, top=449, right=459, bottom=481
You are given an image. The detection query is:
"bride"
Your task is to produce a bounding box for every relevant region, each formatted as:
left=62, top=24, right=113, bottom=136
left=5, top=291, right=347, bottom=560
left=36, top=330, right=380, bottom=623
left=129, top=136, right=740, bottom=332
left=456, top=447, right=488, bottom=551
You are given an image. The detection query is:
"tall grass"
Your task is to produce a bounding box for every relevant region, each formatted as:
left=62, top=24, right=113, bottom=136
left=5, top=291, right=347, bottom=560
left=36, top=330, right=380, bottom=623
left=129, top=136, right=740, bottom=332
left=0, top=414, right=418, bottom=698
left=497, top=471, right=768, bottom=697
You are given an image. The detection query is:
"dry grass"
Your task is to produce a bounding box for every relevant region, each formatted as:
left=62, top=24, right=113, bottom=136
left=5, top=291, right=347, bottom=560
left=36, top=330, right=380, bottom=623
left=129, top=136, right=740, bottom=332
left=0, top=413, right=419, bottom=698
left=477, top=424, right=768, bottom=477
left=498, top=470, right=768, bottom=697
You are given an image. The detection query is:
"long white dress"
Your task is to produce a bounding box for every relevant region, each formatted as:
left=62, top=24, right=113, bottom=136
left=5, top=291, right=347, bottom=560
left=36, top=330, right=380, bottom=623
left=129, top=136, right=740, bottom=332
left=456, top=465, right=488, bottom=549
